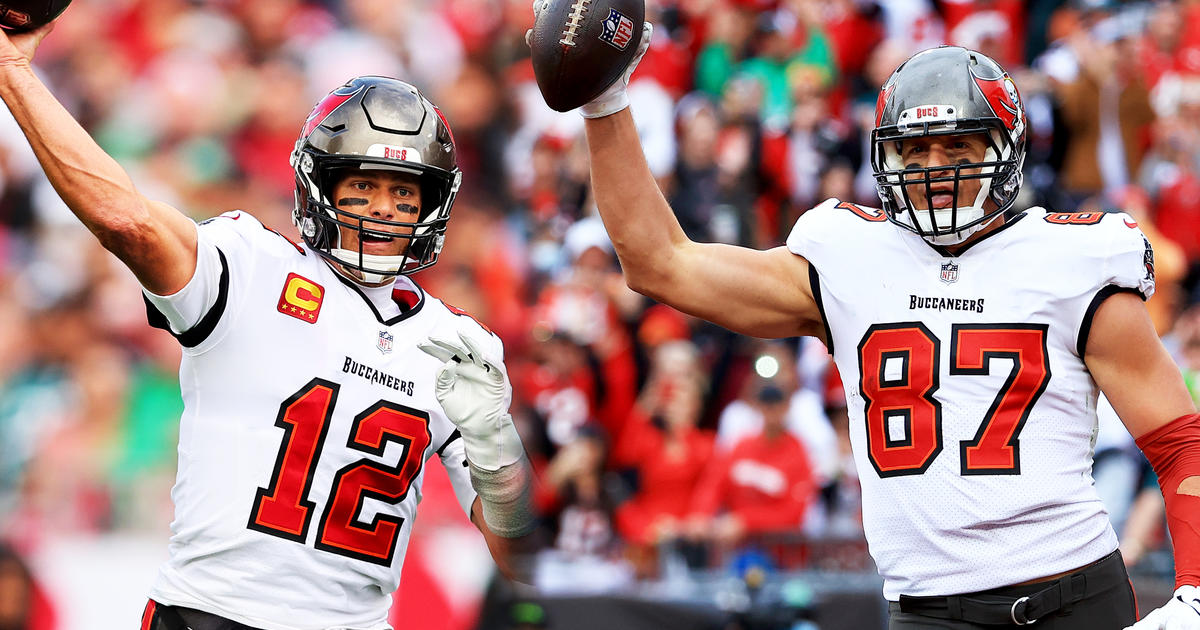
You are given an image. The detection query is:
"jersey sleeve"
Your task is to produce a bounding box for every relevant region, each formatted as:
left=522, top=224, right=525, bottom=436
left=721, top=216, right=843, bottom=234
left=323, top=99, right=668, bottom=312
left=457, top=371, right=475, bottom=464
left=142, top=211, right=283, bottom=351
left=437, top=434, right=479, bottom=519
left=785, top=198, right=845, bottom=262
left=1099, top=212, right=1156, bottom=301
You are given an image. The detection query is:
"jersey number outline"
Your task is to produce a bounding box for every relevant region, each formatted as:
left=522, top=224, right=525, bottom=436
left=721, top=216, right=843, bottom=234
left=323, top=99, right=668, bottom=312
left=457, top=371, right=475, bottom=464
left=247, top=378, right=432, bottom=566
left=857, top=323, right=1050, bottom=478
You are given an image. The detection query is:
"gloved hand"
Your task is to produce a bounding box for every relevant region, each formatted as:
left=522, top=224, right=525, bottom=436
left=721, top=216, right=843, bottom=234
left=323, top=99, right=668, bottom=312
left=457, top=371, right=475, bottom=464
left=418, top=333, right=524, bottom=472
left=1124, top=585, right=1200, bottom=629
left=526, top=0, right=654, bottom=118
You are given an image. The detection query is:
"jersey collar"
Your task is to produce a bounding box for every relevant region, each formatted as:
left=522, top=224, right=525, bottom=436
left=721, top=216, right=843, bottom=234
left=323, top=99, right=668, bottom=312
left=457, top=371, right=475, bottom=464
left=920, top=210, right=1028, bottom=258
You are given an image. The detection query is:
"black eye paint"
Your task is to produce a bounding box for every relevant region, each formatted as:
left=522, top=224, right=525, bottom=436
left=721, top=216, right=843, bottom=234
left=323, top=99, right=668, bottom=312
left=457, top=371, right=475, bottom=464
left=338, top=197, right=370, bottom=206
left=396, top=203, right=419, bottom=214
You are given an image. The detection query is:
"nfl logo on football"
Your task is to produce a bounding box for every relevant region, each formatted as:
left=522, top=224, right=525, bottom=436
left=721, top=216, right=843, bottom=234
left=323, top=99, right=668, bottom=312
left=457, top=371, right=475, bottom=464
left=377, top=331, right=394, bottom=354
left=940, top=261, right=959, bottom=284
left=600, top=9, right=634, bottom=50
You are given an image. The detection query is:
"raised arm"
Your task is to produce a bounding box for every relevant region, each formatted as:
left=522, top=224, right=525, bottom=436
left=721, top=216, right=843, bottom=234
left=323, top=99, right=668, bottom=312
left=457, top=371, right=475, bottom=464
left=0, top=25, right=196, bottom=295
left=584, top=109, right=823, bottom=340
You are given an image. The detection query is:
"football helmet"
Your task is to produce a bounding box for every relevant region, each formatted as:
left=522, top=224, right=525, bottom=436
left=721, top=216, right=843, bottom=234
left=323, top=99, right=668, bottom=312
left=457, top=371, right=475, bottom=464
left=291, top=76, right=461, bottom=283
left=871, top=46, right=1026, bottom=246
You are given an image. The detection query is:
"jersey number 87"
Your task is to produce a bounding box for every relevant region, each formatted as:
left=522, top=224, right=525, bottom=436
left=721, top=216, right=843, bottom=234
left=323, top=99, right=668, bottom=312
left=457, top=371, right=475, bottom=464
left=858, top=322, right=1050, bottom=477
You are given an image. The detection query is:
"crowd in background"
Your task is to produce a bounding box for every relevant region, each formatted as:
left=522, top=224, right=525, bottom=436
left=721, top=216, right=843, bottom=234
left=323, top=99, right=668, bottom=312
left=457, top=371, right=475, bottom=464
left=2, top=0, right=1200, bottom=627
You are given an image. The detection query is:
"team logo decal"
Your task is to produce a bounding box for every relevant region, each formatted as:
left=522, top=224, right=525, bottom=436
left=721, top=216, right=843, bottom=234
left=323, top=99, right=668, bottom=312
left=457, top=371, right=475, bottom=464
left=378, top=331, right=394, bottom=354
left=875, top=80, right=896, bottom=127
left=1143, top=235, right=1155, bottom=282
left=300, top=85, right=363, bottom=138
left=940, top=261, right=959, bottom=284
left=277, top=273, right=324, bottom=323
left=973, top=74, right=1024, bottom=136
left=600, top=8, right=634, bottom=50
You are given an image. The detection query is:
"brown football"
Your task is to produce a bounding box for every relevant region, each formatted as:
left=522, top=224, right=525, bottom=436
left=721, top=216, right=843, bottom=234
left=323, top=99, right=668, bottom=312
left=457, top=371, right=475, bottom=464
left=529, top=0, right=645, bottom=112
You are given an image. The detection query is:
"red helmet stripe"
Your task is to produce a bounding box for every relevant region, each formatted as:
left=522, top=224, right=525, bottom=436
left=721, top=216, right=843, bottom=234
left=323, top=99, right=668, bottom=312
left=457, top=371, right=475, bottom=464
left=432, top=105, right=455, bottom=145
left=875, top=82, right=896, bottom=128
left=302, top=90, right=358, bottom=138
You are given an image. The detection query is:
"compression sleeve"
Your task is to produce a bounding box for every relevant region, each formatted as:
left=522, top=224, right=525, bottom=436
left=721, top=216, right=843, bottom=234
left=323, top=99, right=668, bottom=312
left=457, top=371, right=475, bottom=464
left=1136, top=412, right=1200, bottom=588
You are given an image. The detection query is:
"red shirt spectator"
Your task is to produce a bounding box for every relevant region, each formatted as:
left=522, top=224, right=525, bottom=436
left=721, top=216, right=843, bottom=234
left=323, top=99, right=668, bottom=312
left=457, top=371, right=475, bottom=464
left=614, top=372, right=715, bottom=546
left=692, top=385, right=818, bottom=540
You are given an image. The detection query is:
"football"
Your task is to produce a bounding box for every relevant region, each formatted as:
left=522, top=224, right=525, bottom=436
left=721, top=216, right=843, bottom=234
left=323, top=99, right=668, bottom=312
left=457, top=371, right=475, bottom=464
left=0, top=0, right=72, bottom=32
left=529, top=0, right=645, bottom=112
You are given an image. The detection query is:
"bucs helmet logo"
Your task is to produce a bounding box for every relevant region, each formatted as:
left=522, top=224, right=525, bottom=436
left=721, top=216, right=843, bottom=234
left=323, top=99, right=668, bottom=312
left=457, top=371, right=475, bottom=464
left=973, top=74, right=1024, bottom=136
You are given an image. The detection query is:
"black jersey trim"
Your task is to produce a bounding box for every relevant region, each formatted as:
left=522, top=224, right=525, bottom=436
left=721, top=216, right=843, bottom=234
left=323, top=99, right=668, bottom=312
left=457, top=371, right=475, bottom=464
left=436, top=429, right=462, bottom=457
left=1076, top=285, right=1144, bottom=359
left=144, top=248, right=231, bottom=349
left=332, top=271, right=427, bottom=326
left=808, top=263, right=834, bottom=355
left=925, top=211, right=1028, bottom=258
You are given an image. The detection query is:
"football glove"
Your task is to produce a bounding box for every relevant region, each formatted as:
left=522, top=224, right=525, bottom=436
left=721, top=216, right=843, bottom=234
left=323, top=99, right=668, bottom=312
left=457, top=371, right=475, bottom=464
left=418, top=333, right=524, bottom=472
left=1125, top=585, right=1200, bottom=629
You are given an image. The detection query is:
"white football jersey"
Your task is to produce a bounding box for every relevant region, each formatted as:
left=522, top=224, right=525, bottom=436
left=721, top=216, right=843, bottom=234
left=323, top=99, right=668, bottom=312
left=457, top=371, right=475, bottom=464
left=143, top=211, right=492, bottom=630
left=787, top=199, right=1155, bottom=600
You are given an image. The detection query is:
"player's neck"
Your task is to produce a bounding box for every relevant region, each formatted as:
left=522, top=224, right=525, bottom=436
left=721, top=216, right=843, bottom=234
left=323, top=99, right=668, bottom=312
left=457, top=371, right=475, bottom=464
left=332, top=262, right=398, bottom=289
left=943, top=213, right=1006, bottom=255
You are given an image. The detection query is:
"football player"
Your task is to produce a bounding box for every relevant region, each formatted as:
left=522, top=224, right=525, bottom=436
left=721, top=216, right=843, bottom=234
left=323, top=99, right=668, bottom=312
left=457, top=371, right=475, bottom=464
left=545, top=15, right=1200, bottom=630
left=0, top=23, right=535, bottom=630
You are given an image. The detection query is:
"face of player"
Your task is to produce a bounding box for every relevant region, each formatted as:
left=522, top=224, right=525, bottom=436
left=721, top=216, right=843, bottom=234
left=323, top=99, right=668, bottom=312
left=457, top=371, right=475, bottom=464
left=332, top=170, right=423, bottom=260
left=898, top=132, right=991, bottom=211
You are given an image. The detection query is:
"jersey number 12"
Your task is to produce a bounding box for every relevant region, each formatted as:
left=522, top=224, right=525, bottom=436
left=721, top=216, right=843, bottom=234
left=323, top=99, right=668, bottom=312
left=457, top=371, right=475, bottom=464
left=246, top=378, right=431, bottom=566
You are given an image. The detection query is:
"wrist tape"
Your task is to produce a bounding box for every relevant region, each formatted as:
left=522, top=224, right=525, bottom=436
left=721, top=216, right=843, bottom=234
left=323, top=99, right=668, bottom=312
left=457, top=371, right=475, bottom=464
left=469, top=455, right=537, bottom=538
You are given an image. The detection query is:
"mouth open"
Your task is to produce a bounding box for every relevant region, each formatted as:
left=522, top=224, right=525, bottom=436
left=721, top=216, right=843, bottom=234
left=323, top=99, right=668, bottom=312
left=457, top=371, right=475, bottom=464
left=360, top=233, right=396, bottom=244
left=930, top=192, right=956, bottom=209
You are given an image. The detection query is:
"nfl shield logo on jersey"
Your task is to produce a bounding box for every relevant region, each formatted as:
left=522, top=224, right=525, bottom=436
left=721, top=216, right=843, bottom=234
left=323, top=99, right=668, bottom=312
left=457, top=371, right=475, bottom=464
left=377, top=331, right=394, bottom=354
left=940, top=261, right=959, bottom=284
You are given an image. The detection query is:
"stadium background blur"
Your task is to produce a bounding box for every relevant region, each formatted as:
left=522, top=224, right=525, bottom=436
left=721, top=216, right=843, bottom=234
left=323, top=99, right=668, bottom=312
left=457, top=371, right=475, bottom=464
left=1, top=0, right=1200, bottom=628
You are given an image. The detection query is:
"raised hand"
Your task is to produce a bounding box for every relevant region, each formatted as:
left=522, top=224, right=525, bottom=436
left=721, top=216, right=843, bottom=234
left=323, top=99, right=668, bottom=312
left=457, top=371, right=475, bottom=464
left=0, top=22, right=56, bottom=67
left=418, top=332, right=524, bottom=472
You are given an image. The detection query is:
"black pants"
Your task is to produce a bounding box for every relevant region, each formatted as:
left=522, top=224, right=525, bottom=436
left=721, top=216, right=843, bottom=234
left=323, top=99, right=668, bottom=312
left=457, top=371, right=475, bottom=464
left=888, top=550, right=1137, bottom=629
left=141, top=600, right=263, bottom=630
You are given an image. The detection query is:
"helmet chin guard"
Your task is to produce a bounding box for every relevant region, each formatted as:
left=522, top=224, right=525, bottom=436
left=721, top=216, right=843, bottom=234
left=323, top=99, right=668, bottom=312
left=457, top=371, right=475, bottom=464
left=291, top=76, right=460, bottom=282
left=871, top=47, right=1027, bottom=246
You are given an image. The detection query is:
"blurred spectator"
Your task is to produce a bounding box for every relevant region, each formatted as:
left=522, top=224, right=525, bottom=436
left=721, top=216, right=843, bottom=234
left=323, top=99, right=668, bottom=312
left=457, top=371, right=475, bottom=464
left=534, top=427, right=636, bottom=593
left=716, top=341, right=837, bottom=488
left=612, top=342, right=715, bottom=559
left=532, top=218, right=640, bottom=446
left=690, top=382, right=819, bottom=546
left=0, top=542, right=56, bottom=630
left=1054, top=10, right=1156, bottom=202
left=941, top=0, right=1025, bottom=68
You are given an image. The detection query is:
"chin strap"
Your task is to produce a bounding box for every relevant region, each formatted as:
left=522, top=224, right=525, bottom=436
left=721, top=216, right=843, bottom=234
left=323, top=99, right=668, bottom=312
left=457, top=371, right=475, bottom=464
left=1136, top=412, right=1200, bottom=588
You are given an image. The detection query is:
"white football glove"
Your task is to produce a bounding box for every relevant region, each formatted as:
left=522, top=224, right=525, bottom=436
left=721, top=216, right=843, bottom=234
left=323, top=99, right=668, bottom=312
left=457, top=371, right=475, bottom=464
left=579, top=21, right=653, bottom=119
left=1125, top=586, right=1200, bottom=630
left=418, top=333, right=524, bottom=472
left=525, top=0, right=654, bottom=119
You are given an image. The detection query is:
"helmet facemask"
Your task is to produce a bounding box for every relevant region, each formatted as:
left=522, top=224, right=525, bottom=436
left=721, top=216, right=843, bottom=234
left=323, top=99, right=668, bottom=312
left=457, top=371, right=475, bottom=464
left=290, top=77, right=461, bottom=285
left=870, top=47, right=1027, bottom=248
left=874, top=125, right=1021, bottom=246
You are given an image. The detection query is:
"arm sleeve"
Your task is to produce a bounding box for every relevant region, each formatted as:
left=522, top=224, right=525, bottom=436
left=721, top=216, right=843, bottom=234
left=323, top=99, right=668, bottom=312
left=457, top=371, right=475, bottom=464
left=438, top=434, right=479, bottom=519
left=1136, top=413, right=1200, bottom=588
